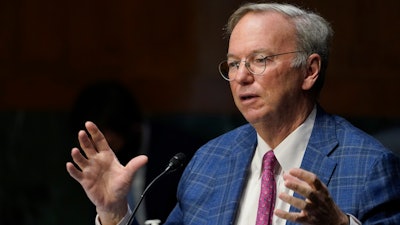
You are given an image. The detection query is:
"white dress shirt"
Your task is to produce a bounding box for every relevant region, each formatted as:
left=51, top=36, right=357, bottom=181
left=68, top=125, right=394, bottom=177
left=235, top=107, right=316, bottom=225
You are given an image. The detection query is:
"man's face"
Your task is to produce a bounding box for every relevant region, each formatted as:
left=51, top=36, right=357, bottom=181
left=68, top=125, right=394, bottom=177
left=228, top=12, right=306, bottom=126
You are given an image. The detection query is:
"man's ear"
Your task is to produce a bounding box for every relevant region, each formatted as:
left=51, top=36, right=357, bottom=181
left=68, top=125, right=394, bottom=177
left=302, top=53, right=321, bottom=91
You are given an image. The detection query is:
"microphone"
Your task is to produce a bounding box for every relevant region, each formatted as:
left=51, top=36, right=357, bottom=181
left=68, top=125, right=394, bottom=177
left=165, top=152, right=186, bottom=173
left=126, top=153, right=187, bottom=225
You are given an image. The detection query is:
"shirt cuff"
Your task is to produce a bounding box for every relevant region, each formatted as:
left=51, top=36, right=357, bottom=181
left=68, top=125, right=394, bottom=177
left=348, top=213, right=362, bottom=225
left=95, top=206, right=132, bottom=225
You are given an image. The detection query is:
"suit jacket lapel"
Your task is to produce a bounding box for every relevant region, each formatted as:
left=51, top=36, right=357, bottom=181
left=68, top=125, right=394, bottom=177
left=287, top=107, right=338, bottom=220
left=209, top=125, right=257, bottom=225
left=303, top=107, right=338, bottom=184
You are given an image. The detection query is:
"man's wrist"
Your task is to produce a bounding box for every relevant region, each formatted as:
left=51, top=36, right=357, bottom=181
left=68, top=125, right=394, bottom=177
left=96, top=205, right=132, bottom=225
left=97, top=204, right=128, bottom=225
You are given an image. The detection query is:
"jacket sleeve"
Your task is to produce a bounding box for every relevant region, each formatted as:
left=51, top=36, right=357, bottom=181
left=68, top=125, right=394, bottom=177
left=359, top=151, right=400, bottom=224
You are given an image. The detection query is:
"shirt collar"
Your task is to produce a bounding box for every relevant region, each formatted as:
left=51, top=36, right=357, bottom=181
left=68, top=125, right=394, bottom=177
left=256, top=106, right=317, bottom=173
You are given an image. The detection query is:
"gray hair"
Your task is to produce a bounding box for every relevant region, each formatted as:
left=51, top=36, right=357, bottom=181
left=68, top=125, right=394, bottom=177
left=225, top=3, right=333, bottom=94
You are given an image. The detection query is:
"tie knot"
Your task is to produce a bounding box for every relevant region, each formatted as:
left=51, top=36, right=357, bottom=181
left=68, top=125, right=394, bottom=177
left=262, top=151, right=277, bottom=173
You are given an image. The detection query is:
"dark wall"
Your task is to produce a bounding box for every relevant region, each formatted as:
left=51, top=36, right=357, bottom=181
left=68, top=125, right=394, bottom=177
left=1, top=0, right=399, bottom=116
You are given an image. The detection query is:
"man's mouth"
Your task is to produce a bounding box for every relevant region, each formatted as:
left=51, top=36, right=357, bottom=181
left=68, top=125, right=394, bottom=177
left=240, top=94, right=257, bottom=101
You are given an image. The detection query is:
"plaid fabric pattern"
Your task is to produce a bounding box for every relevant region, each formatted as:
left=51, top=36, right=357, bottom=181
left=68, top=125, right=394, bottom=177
left=165, top=106, right=400, bottom=225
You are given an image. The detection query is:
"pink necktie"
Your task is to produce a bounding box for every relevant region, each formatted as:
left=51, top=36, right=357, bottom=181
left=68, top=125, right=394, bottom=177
left=256, top=150, right=277, bottom=225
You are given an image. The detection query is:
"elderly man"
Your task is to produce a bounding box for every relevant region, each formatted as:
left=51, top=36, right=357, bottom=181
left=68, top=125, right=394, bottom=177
left=67, top=3, right=400, bottom=225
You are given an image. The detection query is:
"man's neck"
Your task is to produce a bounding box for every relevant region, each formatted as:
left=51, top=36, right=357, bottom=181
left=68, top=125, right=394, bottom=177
left=253, top=103, right=315, bottom=149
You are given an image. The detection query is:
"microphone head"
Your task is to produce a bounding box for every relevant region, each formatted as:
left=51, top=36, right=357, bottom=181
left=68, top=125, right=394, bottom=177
left=166, top=152, right=186, bottom=172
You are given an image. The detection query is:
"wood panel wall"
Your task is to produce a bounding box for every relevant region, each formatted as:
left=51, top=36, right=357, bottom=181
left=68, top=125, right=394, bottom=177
left=1, top=0, right=399, bottom=117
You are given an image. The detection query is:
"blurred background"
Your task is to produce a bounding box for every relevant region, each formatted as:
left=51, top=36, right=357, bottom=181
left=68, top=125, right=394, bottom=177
left=0, top=0, right=399, bottom=224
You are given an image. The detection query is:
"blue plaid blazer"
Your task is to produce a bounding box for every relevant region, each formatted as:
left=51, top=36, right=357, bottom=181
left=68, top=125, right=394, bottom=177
left=164, top=107, right=400, bottom=225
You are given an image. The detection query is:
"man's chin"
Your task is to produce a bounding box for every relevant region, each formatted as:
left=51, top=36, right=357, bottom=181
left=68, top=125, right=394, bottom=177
left=241, top=112, right=265, bottom=125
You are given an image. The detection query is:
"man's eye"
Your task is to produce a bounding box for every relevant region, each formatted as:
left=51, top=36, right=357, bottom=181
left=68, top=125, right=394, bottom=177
left=254, top=57, right=268, bottom=64
left=227, top=61, right=239, bottom=68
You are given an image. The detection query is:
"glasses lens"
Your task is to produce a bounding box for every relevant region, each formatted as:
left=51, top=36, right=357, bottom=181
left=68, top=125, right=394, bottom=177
left=248, top=58, right=266, bottom=75
left=218, top=61, right=231, bottom=81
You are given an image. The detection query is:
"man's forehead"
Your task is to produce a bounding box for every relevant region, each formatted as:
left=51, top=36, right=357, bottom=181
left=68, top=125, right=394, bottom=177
left=228, top=12, right=296, bottom=55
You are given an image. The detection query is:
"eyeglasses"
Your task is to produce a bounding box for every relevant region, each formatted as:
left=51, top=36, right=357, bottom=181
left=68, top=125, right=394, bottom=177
left=218, top=51, right=302, bottom=81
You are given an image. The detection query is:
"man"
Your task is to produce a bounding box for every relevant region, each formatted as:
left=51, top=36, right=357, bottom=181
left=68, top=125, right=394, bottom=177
left=66, top=3, right=400, bottom=225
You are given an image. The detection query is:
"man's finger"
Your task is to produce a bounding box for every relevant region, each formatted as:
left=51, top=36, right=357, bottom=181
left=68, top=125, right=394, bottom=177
left=279, top=192, right=307, bottom=210
left=288, top=168, right=326, bottom=191
left=275, top=209, right=305, bottom=222
left=66, top=161, right=83, bottom=182
left=283, top=172, right=313, bottom=198
left=71, top=147, right=89, bottom=170
left=78, top=130, right=98, bottom=156
left=85, top=121, right=112, bottom=152
left=125, top=155, right=148, bottom=178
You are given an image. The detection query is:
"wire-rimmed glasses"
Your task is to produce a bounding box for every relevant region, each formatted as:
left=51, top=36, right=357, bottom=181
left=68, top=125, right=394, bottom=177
left=218, top=51, right=302, bottom=81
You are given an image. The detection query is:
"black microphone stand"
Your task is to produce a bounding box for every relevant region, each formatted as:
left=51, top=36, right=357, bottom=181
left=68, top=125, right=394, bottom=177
left=126, top=153, right=186, bottom=225
left=126, top=168, right=169, bottom=225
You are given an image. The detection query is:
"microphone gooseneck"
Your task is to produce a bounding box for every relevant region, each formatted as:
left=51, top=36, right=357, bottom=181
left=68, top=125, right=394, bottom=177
left=126, top=153, right=187, bottom=225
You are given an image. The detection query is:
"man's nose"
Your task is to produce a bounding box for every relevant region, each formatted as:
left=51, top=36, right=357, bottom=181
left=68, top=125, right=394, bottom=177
left=234, top=62, right=254, bottom=83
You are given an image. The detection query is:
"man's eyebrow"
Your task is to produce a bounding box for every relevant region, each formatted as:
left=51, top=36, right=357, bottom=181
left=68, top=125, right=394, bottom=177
left=226, top=49, right=271, bottom=58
